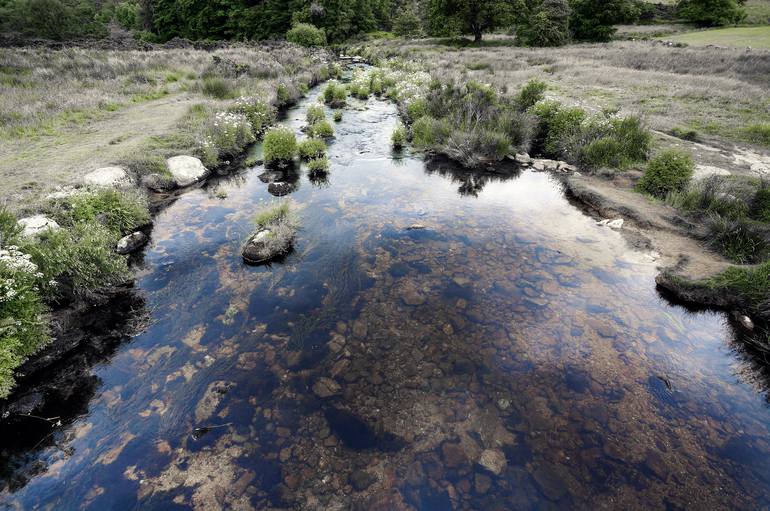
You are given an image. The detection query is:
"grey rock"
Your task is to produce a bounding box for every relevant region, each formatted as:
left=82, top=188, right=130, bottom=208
left=18, top=215, right=59, bottom=237
left=166, top=155, right=208, bottom=187
left=312, top=377, right=341, bottom=398
left=478, top=449, right=507, bottom=476
left=116, top=232, right=148, bottom=255
left=83, top=166, right=132, bottom=188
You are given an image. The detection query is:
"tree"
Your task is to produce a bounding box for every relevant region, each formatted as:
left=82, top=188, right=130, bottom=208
left=677, top=0, right=745, bottom=26
left=430, top=0, right=519, bottom=42
left=517, top=0, right=570, bottom=46
left=569, top=0, right=638, bottom=42
left=393, top=3, right=422, bottom=36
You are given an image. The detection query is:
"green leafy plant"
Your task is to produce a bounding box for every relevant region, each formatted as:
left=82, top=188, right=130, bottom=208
left=392, top=123, right=407, bottom=149
left=298, top=138, right=327, bottom=160
left=306, top=105, right=326, bottom=125
left=637, top=149, right=695, bottom=198
left=286, top=23, right=327, bottom=47
left=309, top=120, right=334, bottom=138
left=515, top=79, right=547, bottom=111
left=263, top=127, right=297, bottom=163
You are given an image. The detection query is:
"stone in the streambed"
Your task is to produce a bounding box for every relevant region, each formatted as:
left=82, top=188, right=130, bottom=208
left=350, top=469, right=377, bottom=491
left=166, top=155, right=208, bottom=187
left=195, top=380, right=234, bottom=422
left=268, top=182, right=295, bottom=196
left=532, top=158, right=560, bottom=171
left=441, top=442, right=468, bottom=468
left=406, top=223, right=426, bottom=230
left=116, top=231, right=148, bottom=255
left=141, top=172, right=175, bottom=192
left=18, top=215, right=59, bottom=237
left=313, top=377, right=341, bottom=398
left=558, top=162, right=578, bottom=173
left=258, top=170, right=284, bottom=183
left=478, top=449, right=507, bottom=476
left=513, top=153, right=532, bottom=164
left=242, top=228, right=292, bottom=265
left=397, top=280, right=426, bottom=306
left=83, top=166, right=132, bottom=188
left=531, top=463, right=568, bottom=501
left=732, top=311, right=754, bottom=331
left=596, top=218, right=624, bottom=229
left=474, top=473, right=492, bottom=493
left=693, top=164, right=730, bottom=181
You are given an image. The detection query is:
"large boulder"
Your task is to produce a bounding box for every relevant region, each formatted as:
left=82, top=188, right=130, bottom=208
left=83, top=166, right=132, bottom=188
left=166, top=156, right=208, bottom=187
left=18, top=215, right=59, bottom=237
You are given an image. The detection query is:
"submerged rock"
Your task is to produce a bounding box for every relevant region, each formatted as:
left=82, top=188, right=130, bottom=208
left=116, top=232, right=148, bottom=255
left=596, top=218, right=624, bottom=230
left=350, top=470, right=377, bottom=491
left=83, top=166, right=132, bottom=188
left=166, top=155, right=208, bottom=187
left=18, top=215, right=59, bottom=237
left=312, top=377, right=341, bottom=398
left=478, top=449, right=507, bottom=475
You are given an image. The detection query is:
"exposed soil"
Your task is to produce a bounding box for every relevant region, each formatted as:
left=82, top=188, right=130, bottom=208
left=0, top=92, right=195, bottom=212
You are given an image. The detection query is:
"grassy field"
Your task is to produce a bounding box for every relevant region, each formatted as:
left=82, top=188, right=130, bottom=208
left=661, top=26, right=770, bottom=48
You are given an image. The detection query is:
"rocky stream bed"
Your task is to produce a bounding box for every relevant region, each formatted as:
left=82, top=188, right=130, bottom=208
left=1, top=81, right=770, bottom=510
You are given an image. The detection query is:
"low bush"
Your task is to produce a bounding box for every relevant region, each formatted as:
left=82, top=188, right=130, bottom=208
left=581, top=116, right=651, bottom=169
left=309, top=120, right=334, bottom=138
left=306, top=105, right=326, bottom=125
left=307, top=156, right=330, bottom=173
left=276, top=82, right=302, bottom=108
left=202, top=77, right=238, bottom=99
left=392, top=123, right=407, bottom=149
left=298, top=138, right=327, bottom=160
left=263, top=127, right=297, bottom=163
left=333, top=110, right=343, bottom=122
left=322, top=81, right=347, bottom=107
left=405, top=98, right=428, bottom=123
left=637, top=149, right=694, bottom=198
left=229, top=97, right=275, bottom=137
left=60, top=188, right=150, bottom=240
left=707, top=261, right=770, bottom=313
left=286, top=23, right=327, bottom=47
left=198, top=111, right=256, bottom=167
left=705, top=215, right=770, bottom=264
left=0, top=242, right=48, bottom=398
left=515, top=79, right=547, bottom=111
left=752, top=184, right=770, bottom=222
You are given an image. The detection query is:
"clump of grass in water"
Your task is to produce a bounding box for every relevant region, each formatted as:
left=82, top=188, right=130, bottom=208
left=298, top=138, right=327, bottom=160
left=243, top=202, right=299, bottom=264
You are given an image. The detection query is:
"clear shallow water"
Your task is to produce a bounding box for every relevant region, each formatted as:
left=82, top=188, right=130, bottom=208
left=3, top=86, right=770, bottom=510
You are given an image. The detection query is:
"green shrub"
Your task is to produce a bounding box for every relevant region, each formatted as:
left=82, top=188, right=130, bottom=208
left=199, top=111, right=256, bottom=165
left=0, top=244, right=48, bottom=398
left=21, top=222, right=130, bottom=298
left=516, top=80, right=547, bottom=111
left=306, top=105, right=326, bottom=125
left=707, top=261, right=770, bottom=312
left=333, top=110, right=343, bottom=122
left=286, top=23, right=327, bottom=47
left=392, top=123, right=407, bottom=149
left=412, top=116, right=439, bottom=147
left=229, top=97, right=275, bottom=136
left=298, top=138, right=327, bottom=160
left=309, top=120, right=334, bottom=138
left=538, top=104, right=586, bottom=157
left=263, top=127, right=297, bottom=163
left=637, top=149, right=695, bottom=198
left=276, top=83, right=301, bottom=108
left=406, top=98, right=428, bottom=123
left=202, top=77, right=238, bottom=99
left=322, top=81, right=347, bottom=107
left=307, top=156, right=330, bottom=173
left=743, top=123, right=770, bottom=147
left=62, top=189, right=150, bottom=240
left=677, top=0, right=745, bottom=26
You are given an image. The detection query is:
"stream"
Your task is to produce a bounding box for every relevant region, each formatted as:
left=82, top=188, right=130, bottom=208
left=2, top=78, right=770, bottom=510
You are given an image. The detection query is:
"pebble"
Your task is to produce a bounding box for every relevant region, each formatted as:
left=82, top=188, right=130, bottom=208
left=312, top=377, right=341, bottom=398
left=478, top=449, right=507, bottom=475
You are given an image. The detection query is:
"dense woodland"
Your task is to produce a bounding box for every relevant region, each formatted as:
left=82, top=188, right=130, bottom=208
left=0, top=0, right=752, bottom=45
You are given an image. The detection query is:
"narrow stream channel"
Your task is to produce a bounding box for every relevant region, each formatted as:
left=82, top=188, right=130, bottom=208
left=2, top=79, right=770, bottom=510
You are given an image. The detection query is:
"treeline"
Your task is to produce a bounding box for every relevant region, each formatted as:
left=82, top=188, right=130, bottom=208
left=0, top=0, right=749, bottom=43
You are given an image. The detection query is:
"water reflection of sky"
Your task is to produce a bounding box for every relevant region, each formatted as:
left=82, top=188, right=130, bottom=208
left=4, top=86, right=770, bottom=510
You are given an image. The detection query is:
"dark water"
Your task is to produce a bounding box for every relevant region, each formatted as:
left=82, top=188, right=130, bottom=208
left=3, top=85, right=770, bottom=510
